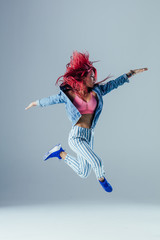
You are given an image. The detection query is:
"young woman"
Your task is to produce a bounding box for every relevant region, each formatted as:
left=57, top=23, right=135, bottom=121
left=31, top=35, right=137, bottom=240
left=25, top=51, right=148, bottom=193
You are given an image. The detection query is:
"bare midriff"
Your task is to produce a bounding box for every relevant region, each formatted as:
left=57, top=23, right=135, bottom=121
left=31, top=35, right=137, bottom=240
left=75, top=113, right=95, bottom=129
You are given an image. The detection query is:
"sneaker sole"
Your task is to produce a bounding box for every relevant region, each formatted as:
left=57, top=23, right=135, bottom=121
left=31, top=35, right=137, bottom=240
left=43, top=144, right=61, bottom=160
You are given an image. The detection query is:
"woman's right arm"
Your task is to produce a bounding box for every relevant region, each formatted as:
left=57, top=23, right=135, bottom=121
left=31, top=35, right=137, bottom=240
left=25, top=91, right=65, bottom=110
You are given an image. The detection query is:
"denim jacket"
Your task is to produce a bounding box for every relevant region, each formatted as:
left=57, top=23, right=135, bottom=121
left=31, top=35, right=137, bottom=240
left=36, top=74, right=129, bottom=129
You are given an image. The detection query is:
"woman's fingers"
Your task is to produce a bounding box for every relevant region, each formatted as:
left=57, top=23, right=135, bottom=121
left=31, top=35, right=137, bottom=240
left=25, top=105, right=31, bottom=110
left=131, top=68, right=148, bottom=74
left=127, top=68, right=148, bottom=78
left=25, top=101, right=37, bottom=110
left=25, top=103, right=33, bottom=110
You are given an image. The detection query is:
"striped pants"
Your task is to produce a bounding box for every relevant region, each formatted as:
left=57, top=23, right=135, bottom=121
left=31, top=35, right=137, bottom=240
left=64, top=125, right=105, bottom=179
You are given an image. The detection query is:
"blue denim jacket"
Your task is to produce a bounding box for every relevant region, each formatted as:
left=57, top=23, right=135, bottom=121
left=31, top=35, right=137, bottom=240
left=36, top=74, right=129, bottom=129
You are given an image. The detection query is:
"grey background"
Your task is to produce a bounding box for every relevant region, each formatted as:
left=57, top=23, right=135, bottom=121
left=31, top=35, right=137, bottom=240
left=0, top=0, right=159, bottom=206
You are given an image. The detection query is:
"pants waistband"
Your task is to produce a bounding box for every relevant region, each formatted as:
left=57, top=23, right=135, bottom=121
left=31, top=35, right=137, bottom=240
left=71, top=125, right=94, bottom=132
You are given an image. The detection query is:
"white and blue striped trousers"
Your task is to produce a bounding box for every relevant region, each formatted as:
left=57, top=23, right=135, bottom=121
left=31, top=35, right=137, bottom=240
left=64, top=125, right=105, bottom=179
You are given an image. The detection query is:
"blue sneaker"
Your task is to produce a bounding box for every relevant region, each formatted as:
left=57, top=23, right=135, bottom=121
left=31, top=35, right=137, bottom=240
left=99, top=177, right=113, bottom=192
left=43, top=144, right=65, bottom=161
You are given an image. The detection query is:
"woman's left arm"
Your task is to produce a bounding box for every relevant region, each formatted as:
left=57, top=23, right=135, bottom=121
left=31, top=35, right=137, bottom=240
left=99, top=68, right=148, bottom=96
left=99, top=74, right=129, bottom=96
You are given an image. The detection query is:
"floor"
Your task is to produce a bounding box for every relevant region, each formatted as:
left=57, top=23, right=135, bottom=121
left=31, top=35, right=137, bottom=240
left=0, top=202, right=160, bottom=240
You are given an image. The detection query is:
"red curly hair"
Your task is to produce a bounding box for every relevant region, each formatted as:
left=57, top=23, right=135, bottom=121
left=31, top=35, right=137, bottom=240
left=55, top=50, right=111, bottom=96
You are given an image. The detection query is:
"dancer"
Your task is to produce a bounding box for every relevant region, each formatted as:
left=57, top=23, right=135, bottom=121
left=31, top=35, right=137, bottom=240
left=25, top=51, right=148, bottom=192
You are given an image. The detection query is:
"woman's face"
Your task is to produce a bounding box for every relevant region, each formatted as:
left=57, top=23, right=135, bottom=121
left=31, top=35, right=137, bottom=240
left=83, top=70, right=96, bottom=88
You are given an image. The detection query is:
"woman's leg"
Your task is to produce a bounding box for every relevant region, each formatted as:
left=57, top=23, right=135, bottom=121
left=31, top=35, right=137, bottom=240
left=60, top=144, right=112, bottom=192
left=61, top=126, right=105, bottom=180
left=60, top=127, right=112, bottom=191
left=61, top=150, right=92, bottom=179
left=59, top=127, right=92, bottom=178
left=68, top=136, right=105, bottom=180
left=89, top=130, right=104, bottom=182
left=60, top=150, right=104, bottom=181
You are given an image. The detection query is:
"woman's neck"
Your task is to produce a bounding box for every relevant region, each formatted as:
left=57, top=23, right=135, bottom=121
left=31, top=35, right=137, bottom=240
left=79, top=86, right=92, bottom=96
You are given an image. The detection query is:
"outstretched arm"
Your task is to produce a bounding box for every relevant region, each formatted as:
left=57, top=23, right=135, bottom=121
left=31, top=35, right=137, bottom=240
left=25, top=91, right=65, bottom=110
left=99, top=68, right=148, bottom=96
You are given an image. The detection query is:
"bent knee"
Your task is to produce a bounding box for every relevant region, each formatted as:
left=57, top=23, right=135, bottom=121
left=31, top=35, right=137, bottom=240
left=78, top=168, right=91, bottom=179
left=79, top=173, right=89, bottom=179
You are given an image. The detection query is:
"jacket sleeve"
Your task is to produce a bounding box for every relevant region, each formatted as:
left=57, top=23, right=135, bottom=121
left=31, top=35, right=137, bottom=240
left=36, top=91, right=65, bottom=107
left=99, top=74, right=129, bottom=96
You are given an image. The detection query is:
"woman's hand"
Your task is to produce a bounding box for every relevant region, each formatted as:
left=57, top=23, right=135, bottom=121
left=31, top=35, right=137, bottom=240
left=25, top=101, right=37, bottom=110
left=126, top=68, right=148, bottom=78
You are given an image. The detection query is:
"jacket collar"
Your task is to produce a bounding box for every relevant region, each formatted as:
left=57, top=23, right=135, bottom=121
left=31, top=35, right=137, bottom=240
left=60, top=84, right=100, bottom=93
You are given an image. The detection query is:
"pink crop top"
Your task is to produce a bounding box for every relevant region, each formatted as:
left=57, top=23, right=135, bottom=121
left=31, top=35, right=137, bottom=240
left=73, top=92, right=97, bottom=114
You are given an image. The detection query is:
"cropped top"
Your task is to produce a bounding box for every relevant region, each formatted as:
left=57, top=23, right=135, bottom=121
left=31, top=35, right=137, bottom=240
left=73, top=92, right=97, bottom=114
